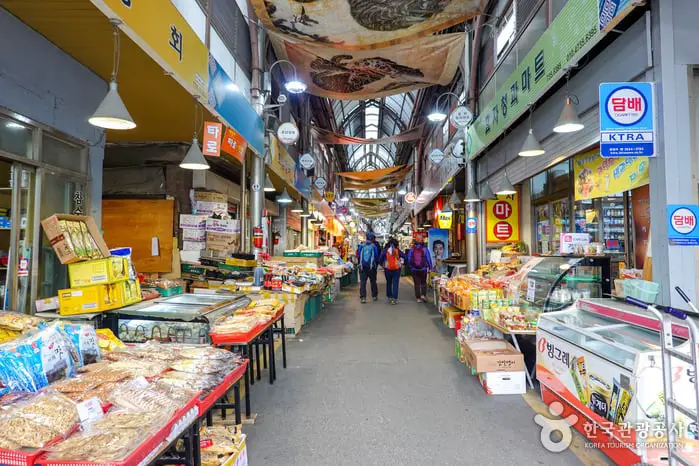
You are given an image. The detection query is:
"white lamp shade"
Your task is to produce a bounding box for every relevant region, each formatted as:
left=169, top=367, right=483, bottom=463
left=480, top=181, right=497, bottom=201
left=285, top=80, right=306, bottom=94
left=464, top=185, right=480, bottom=203
left=427, top=111, right=447, bottom=122
left=519, top=128, right=546, bottom=156
left=290, top=201, right=303, bottom=213
left=496, top=173, right=517, bottom=195
left=89, top=81, right=136, bottom=130
left=180, top=138, right=210, bottom=170
left=264, top=174, right=276, bottom=192
left=277, top=188, right=293, bottom=204
left=441, top=203, right=453, bottom=214
left=449, top=191, right=463, bottom=206
left=553, top=97, right=585, bottom=133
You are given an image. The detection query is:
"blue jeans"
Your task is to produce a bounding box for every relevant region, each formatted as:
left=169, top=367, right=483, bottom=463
left=385, top=269, right=401, bottom=299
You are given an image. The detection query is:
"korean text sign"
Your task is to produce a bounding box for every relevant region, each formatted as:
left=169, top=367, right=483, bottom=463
left=202, top=122, right=222, bottom=156
left=668, top=205, right=699, bottom=246
left=599, top=82, right=655, bottom=157
left=486, top=193, right=520, bottom=243
left=573, top=149, right=649, bottom=200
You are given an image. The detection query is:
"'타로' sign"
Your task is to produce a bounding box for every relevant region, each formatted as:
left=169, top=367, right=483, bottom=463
left=466, top=217, right=477, bottom=234
left=202, top=121, right=222, bottom=156
left=668, top=205, right=699, bottom=246
left=486, top=193, right=519, bottom=243
left=599, top=82, right=655, bottom=158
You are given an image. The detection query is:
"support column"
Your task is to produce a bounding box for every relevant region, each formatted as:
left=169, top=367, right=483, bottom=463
left=649, top=0, right=698, bottom=307
left=279, top=205, right=288, bottom=252
left=248, top=10, right=266, bottom=254
left=301, top=207, right=308, bottom=247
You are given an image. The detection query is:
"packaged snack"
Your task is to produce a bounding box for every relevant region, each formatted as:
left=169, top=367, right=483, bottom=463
left=108, top=384, right=181, bottom=413
left=178, top=346, right=236, bottom=361
left=0, top=392, right=78, bottom=448
left=170, top=358, right=236, bottom=375
left=95, top=328, right=125, bottom=351
left=61, top=323, right=101, bottom=366
left=0, top=311, right=41, bottom=332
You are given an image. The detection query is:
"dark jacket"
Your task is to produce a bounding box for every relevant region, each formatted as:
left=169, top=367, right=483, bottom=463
left=407, top=243, right=433, bottom=272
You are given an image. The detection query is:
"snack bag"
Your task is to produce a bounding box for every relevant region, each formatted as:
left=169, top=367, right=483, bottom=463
left=62, top=324, right=101, bottom=367
left=95, top=328, right=125, bottom=351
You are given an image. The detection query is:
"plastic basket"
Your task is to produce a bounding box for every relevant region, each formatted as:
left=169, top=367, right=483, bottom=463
left=624, top=279, right=660, bottom=304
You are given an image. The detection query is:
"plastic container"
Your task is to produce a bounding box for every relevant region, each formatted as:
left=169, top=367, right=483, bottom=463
left=624, top=279, right=660, bottom=304
left=614, top=279, right=626, bottom=297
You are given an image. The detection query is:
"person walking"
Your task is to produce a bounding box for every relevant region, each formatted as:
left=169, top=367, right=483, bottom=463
left=407, top=238, right=433, bottom=303
left=357, top=232, right=380, bottom=303
left=379, top=237, right=404, bottom=305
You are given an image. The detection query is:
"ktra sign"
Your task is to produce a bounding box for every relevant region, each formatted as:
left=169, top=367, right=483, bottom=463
left=486, top=193, right=520, bottom=243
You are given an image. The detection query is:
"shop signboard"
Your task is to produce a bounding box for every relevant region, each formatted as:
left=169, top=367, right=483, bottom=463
left=299, top=153, right=315, bottom=170
left=485, top=193, right=520, bottom=243
left=573, top=149, right=649, bottom=200
left=314, top=177, right=327, bottom=191
left=427, top=228, right=448, bottom=263
left=464, top=0, right=644, bottom=160
left=202, top=121, right=222, bottom=156
left=404, top=192, right=417, bottom=204
left=268, top=136, right=296, bottom=188
left=465, top=217, right=477, bottom=234
left=429, top=149, right=445, bottom=165
left=207, top=56, right=264, bottom=155
left=668, top=205, right=699, bottom=246
left=599, top=82, right=655, bottom=158
left=324, top=191, right=335, bottom=202
left=221, top=127, right=247, bottom=163
left=437, top=212, right=453, bottom=229
left=277, top=123, right=300, bottom=145
left=559, top=233, right=590, bottom=254
left=449, top=106, right=473, bottom=129
left=95, top=0, right=209, bottom=98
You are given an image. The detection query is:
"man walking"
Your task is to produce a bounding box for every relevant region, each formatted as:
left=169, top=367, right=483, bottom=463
left=407, top=238, right=433, bottom=303
left=379, top=237, right=404, bottom=304
left=357, top=232, right=380, bottom=303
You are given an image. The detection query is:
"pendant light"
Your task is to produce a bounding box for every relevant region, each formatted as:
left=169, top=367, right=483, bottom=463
left=277, top=187, right=293, bottom=204
left=180, top=99, right=209, bottom=170
left=264, top=174, right=275, bottom=192
left=291, top=201, right=303, bottom=213
left=89, top=20, right=136, bottom=130
left=496, top=171, right=517, bottom=196
left=464, top=185, right=480, bottom=203
left=441, top=198, right=453, bottom=215
left=480, top=181, right=497, bottom=201
left=448, top=191, right=462, bottom=207
left=553, top=71, right=584, bottom=133
left=519, top=107, right=545, bottom=156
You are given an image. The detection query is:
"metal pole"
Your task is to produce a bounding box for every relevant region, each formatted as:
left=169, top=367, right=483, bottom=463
left=465, top=157, right=478, bottom=273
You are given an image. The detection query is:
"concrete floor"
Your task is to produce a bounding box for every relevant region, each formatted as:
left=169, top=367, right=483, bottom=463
left=245, top=277, right=584, bottom=465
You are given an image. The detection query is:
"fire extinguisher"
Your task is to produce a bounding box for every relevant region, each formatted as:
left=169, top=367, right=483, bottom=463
left=253, top=226, right=264, bottom=249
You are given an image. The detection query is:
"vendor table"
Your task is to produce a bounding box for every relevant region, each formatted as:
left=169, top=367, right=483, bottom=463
left=483, top=319, right=537, bottom=390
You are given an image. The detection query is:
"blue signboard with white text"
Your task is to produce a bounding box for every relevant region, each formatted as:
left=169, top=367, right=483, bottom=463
left=599, top=82, right=655, bottom=158
left=668, top=205, right=699, bottom=246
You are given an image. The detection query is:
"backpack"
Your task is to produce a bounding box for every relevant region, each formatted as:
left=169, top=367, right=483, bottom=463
left=360, top=243, right=376, bottom=270
left=411, top=246, right=426, bottom=269
left=385, top=248, right=401, bottom=271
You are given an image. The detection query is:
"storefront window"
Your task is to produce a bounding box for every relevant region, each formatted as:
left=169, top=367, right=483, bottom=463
left=0, top=116, right=33, bottom=158
left=549, top=161, right=570, bottom=194
left=551, top=198, right=570, bottom=253
left=531, top=171, right=547, bottom=201
left=535, top=204, right=551, bottom=253
left=42, top=134, right=86, bottom=173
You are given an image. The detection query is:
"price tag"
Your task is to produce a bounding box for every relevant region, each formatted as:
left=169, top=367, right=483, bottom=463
left=77, top=397, right=104, bottom=423
left=526, top=279, right=536, bottom=302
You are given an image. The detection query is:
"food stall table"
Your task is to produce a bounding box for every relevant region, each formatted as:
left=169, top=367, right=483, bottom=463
left=483, top=319, right=537, bottom=390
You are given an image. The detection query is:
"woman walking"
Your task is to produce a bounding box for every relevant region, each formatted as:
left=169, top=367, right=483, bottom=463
left=379, top=237, right=404, bottom=304
left=407, top=238, right=433, bottom=303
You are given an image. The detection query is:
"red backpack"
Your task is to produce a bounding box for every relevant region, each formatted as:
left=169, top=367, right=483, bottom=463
left=385, top=249, right=401, bottom=271
left=411, top=246, right=426, bottom=269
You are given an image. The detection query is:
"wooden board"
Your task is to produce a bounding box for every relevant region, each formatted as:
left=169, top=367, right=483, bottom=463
left=102, top=199, right=175, bottom=273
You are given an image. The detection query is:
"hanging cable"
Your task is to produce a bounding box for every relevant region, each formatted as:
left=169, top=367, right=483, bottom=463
left=110, top=20, right=121, bottom=82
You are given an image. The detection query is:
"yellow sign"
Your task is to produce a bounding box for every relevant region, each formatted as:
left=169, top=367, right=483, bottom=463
left=437, top=212, right=453, bottom=229
left=486, top=193, right=520, bottom=243
left=325, top=192, right=335, bottom=202
left=94, top=0, right=209, bottom=99
left=573, top=148, right=649, bottom=200
left=269, top=136, right=296, bottom=187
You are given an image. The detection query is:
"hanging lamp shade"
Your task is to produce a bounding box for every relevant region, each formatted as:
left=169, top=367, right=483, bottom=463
left=480, top=181, right=497, bottom=201
left=290, top=201, right=303, bottom=213
left=277, top=188, right=293, bottom=204
left=180, top=138, right=210, bottom=170
left=89, top=81, right=136, bottom=130
left=441, top=202, right=453, bottom=215
left=518, top=128, right=546, bottom=157
left=448, top=191, right=462, bottom=207
left=264, top=174, right=275, bottom=192
left=553, top=97, right=585, bottom=133
left=496, top=173, right=517, bottom=195
left=464, top=185, right=480, bottom=203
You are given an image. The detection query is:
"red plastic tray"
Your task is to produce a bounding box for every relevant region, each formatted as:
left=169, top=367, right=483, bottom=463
left=209, top=307, right=284, bottom=346
left=197, top=362, right=248, bottom=415
left=36, top=395, right=200, bottom=466
left=0, top=425, right=79, bottom=466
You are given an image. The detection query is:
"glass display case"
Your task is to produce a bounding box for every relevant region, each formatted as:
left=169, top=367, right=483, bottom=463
left=507, top=256, right=611, bottom=314
left=105, top=294, right=250, bottom=344
left=536, top=299, right=699, bottom=465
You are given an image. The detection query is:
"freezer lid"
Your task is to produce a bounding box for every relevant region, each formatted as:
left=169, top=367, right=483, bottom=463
left=155, top=293, right=244, bottom=306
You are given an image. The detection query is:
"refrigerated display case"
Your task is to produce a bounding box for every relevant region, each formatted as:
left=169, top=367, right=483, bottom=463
left=507, top=256, right=611, bottom=314
left=105, top=294, right=250, bottom=343
left=536, top=298, right=699, bottom=465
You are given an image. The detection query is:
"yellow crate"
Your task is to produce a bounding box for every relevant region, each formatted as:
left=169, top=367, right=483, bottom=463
left=58, top=284, right=109, bottom=315
left=68, top=257, right=128, bottom=288
left=117, top=279, right=142, bottom=306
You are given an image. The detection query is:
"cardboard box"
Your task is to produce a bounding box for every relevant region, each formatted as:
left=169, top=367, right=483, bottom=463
left=478, top=371, right=527, bottom=395
left=68, top=257, right=129, bottom=288
left=182, top=228, right=206, bottom=241
left=442, top=306, right=465, bottom=328
left=179, top=214, right=208, bottom=230
left=35, top=296, right=59, bottom=313
left=205, top=218, right=237, bottom=234
left=462, top=339, right=525, bottom=373
left=41, top=214, right=111, bottom=265
left=219, top=435, right=247, bottom=466
left=58, top=279, right=141, bottom=315
left=206, top=232, right=236, bottom=252
left=117, top=279, right=142, bottom=306
left=182, top=240, right=206, bottom=252
left=270, top=255, right=323, bottom=268
left=194, top=200, right=228, bottom=215
left=194, top=191, right=227, bottom=203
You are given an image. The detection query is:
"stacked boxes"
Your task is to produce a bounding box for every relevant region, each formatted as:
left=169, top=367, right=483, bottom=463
left=41, top=214, right=111, bottom=264
left=461, top=339, right=526, bottom=395
left=205, top=218, right=238, bottom=255
left=193, top=191, right=228, bottom=215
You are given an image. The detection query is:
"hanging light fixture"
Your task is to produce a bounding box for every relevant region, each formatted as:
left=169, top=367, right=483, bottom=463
left=519, top=107, right=545, bottom=156
left=397, top=187, right=407, bottom=195
left=480, top=181, right=497, bottom=201
left=277, top=187, right=293, bottom=204
left=340, top=192, right=350, bottom=202
left=269, top=59, right=306, bottom=94
left=264, top=174, right=275, bottom=192
left=180, top=98, right=209, bottom=170
left=89, top=20, right=136, bottom=130
left=300, top=203, right=311, bottom=217
left=441, top=199, right=453, bottom=215
left=553, top=72, right=584, bottom=133
left=464, top=185, right=480, bottom=203
left=290, top=201, right=303, bottom=213
left=496, top=172, right=517, bottom=196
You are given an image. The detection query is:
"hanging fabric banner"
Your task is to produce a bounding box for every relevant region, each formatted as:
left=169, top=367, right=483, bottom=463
left=312, top=125, right=424, bottom=145
left=269, top=32, right=464, bottom=100
left=251, top=0, right=484, bottom=49
left=338, top=165, right=411, bottom=183
left=573, top=148, right=649, bottom=201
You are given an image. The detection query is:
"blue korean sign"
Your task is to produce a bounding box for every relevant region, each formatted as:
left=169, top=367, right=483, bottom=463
left=465, top=217, right=477, bottom=234
left=668, top=205, right=699, bottom=246
left=599, top=82, right=655, bottom=158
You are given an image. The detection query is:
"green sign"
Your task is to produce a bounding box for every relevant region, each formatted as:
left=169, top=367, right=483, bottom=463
left=466, top=0, right=639, bottom=159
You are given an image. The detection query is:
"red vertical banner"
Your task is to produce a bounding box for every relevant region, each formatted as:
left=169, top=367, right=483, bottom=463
left=203, top=121, right=223, bottom=156
left=221, top=127, right=248, bottom=162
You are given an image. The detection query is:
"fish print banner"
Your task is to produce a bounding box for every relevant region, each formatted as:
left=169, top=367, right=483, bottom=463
left=252, top=0, right=484, bottom=49
left=271, top=32, right=464, bottom=99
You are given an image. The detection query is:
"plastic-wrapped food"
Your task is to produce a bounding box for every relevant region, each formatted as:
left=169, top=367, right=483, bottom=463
left=107, top=384, right=181, bottom=413
left=47, top=430, right=141, bottom=462
left=177, top=346, right=236, bottom=361
left=0, top=324, right=77, bottom=392
left=0, top=392, right=78, bottom=448
left=107, top=359, right=169, bottom=378
left=0, top=311, right=41, bottom=332
left=157, top=370, right=224, bottom=392
left=170, top=358, right=236, bottom=375
left=61, top=324, right=101, bottom=366
left=0, top=436, right=20, bottom=450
